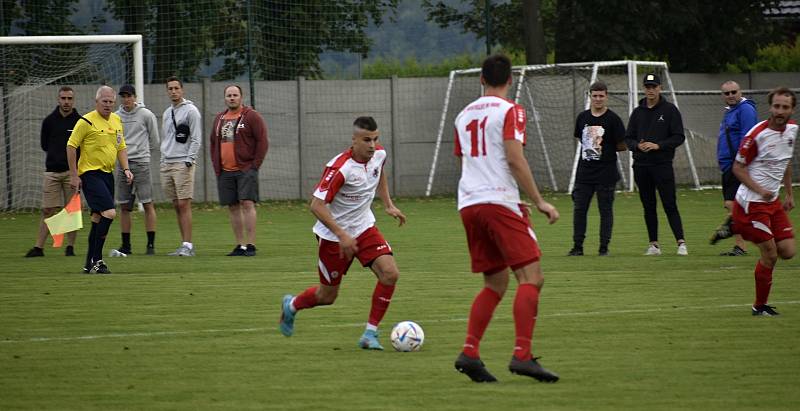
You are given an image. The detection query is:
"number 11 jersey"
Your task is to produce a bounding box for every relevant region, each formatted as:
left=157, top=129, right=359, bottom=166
left=454, top=95, right=527, bottom=213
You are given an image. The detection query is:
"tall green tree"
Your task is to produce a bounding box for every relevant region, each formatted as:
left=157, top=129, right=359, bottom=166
left=422, top=0, right=556, bottom=64
left=555, top=0, right=781, bottom=72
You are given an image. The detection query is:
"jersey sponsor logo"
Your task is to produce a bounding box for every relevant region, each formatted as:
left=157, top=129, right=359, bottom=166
left=318, top=168, right=338, bottom=192
left=657, top=114, right=665, bottom=122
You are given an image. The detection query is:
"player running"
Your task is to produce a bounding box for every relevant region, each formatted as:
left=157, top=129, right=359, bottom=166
left=278, top=116, right=406, bottom=350
left=452, top=54, right=559, bottom=383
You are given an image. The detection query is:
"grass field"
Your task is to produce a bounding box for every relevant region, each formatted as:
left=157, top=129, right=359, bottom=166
left=1, top=190, right=799, bottom=410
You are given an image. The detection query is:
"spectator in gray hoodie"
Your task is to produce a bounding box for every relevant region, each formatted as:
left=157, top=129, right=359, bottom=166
left=161, top=77, right=202, bottom=257
left=110, top=84, right=159, bottom=257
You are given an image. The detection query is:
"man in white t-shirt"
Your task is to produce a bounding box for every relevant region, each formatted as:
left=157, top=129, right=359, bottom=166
left=278, top=116, right=406, bottom=350
left=452, top=54, right=559, bottom=383
left=729, top=87, right=796, bottom=316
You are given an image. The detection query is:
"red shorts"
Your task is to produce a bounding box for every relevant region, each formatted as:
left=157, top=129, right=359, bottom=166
left=732, top=200, right=794, bottom=244
left=460, top=203, right=541, bottom=274
left=317, top=226, right=393, bottom=286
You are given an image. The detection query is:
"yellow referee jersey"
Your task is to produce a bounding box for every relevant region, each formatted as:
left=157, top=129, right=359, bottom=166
left=67, top=110, right=126, bottom=175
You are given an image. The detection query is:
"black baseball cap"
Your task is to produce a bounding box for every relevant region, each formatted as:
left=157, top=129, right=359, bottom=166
left=118, top=84, right=136, bottom=96
left=643, top=73, right=661, bottom=86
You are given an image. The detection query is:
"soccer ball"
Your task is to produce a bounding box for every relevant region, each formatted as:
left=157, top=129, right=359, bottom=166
left=390, top=321, right=425, bottom=352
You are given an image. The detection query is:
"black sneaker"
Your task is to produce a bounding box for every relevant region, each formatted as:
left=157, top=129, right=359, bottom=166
left=227, top=246, right=247, bottom=256
left=454, top=352, right=498, bottom=383
left=752, top=304, right=780, bottom=316
left=567, top=247, right=583, bottom=256
left=709, top=216, right=733, bottom=245
left=508, top=356, right=559, bottom=382
left=65, top=245, right=75, bottom=256
left=245, top=244, right=257, bottom=257
left=720, top=245, right=747, bottom=256
left=25, top=247, right=44, bottom=258
left=146, top=246, right=155, bottom=255
left=89, top=260, right=111, bottom=274
left=117, top=246, right=132, bottom=255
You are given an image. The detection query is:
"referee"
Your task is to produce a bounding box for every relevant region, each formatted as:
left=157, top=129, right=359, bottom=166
left=67, top=86, right=133, bottom=274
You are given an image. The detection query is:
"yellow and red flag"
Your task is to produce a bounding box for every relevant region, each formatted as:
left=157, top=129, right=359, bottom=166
left=44, top=193, right=83, bottom=247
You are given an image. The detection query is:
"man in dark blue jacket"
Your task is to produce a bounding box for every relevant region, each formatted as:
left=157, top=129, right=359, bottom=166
left=25, top=86, right=82, bottom=257
left=710, top=81, right=757, bottom=256
left=625, top=73, right=687, bottom=256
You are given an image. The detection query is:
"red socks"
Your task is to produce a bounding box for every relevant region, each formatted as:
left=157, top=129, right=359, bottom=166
left=292, top=286, right=319, bottom=311
left=463, top=287, right=502, bottom=358
left=367, top=282, right=396, bottom=327
left=513, top=283, right=540, bottom=362
left=754, top=261, right=774, bottom=306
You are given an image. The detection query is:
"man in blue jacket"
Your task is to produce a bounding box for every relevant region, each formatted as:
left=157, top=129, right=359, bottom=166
left=710, top=81, right=757, bottom=256
left=625, top=73, right=687, bottom=256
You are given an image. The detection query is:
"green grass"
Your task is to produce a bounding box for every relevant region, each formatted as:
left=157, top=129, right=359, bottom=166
left=1, top=190, right=799, bottom=410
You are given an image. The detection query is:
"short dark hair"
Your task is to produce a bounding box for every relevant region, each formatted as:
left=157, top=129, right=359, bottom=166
left=58, top=86, right=73, bottom=94
left=481, top=54, right=512, bottom=87
left=589, top=81, right=608, bottom=93
left=224, top=84, right=243, bottom=95
left=165, top=76, right=183, bottom=87
left=768, top=87, right=796, bottom=108
left=353, top=116, right=378, bottom=131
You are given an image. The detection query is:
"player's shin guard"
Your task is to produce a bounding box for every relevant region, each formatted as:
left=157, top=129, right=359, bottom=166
left=513, top=283, right=540, bottom=362
left=292, top=286, right=319, bottom=311
left=463, top=287, right=502, bottom=358
left=754, top=261, right=774, bottom=306
left=368, top=282, right=395, bottom=328
left=94, top=217, right=113, bottom=262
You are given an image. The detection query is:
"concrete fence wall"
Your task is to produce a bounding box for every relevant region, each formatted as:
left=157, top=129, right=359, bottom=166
left=1, top=72, right=798, bottom=209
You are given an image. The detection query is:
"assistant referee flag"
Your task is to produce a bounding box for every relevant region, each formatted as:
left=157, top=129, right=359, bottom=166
left=44, top=193, right=83, bottom=247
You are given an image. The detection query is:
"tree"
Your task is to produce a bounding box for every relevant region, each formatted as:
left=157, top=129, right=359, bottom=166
left=422, top=0, right=555, bottom=64
left=555, top=0, right=781, bottom=72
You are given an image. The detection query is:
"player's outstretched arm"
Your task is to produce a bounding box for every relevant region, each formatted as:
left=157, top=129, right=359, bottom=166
left=503, top=139, right=558, bottom=224
left=310, top=196, right=357, bottom=259
left=376, top=169, right=406, bottom=226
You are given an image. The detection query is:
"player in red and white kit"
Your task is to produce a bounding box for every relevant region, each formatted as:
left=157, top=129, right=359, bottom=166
left=452, top=54, right=559, bottom=383
left=278, top=116, right=406, bottom=349
left=730, top=87, right=796, bottom=316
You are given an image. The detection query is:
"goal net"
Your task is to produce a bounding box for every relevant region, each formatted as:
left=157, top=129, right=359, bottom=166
left=425, top=61, right=704, bottom=196
left=0, top=35, right=143, bottom=211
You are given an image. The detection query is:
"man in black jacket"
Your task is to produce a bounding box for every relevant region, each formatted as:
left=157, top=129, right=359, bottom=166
left=25, top=86, right=82, bottom=257
left=624, top=73, right=688, bottom=256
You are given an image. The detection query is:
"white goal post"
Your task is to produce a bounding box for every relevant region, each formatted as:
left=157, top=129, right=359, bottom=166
left=0, top=35, right=144, bottom=210
left=425, top=60, right=702, bottom=196
left=0, top=35, right=144, bottom=102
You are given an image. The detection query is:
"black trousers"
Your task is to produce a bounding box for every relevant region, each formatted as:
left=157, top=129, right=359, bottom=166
left=633, top=164, right=685, bottom=242
left=571, top=182, right=615, bottom=248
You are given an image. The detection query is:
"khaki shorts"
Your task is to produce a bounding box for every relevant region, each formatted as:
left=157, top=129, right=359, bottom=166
left=160, top=162, right=195, bottom=201
left=42, top=171, right=72, bottom=209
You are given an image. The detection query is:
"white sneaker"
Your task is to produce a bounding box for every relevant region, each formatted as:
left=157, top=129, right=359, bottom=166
left=109, top=249, right=127, bottom=257
left=169, top=244, right=195, bottom=257
left=644, top=244, right=661, bottom=256
left=677, top=243, right=688, bottom=256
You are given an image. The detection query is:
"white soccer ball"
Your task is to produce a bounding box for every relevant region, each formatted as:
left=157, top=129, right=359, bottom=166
left=390, top=321, right=425, bottom=352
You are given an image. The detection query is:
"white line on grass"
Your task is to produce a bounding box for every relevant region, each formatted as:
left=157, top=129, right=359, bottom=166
left=2, top=301, right=798, bottom=344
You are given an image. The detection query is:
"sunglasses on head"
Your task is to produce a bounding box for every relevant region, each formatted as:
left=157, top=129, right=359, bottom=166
left=722, top=90, right=739, bottom=96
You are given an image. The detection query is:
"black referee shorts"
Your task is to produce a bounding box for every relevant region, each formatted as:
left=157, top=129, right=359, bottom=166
left=80, top=170, right=115, bottom=213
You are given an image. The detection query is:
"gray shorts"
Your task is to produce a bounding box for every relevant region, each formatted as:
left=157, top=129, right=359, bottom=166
left=218, top=169, right=259, bottom=206
left=116, top=160, right=153, bottom=206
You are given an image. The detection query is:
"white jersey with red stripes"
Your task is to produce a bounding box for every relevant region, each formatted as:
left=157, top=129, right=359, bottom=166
left=312, top=147, right=386, bottom=241
left=454, top=95, right=527, bottom=212
left=735, top=119, right=797, bottom=212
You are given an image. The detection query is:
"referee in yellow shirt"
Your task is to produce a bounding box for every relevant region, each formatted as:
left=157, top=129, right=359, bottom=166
left=67, top=86, right=133, bottom=274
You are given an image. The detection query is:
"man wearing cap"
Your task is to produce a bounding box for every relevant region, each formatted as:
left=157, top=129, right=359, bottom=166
left=110, top=84, right=160, bottom=256
left=625, top=73, right=688, bottom=256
